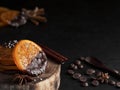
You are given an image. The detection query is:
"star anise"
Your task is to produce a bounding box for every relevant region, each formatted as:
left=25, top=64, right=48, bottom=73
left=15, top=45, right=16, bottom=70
left=97, top=72, right=110, bottom=83
left=12, top=74, right=34, bottom=85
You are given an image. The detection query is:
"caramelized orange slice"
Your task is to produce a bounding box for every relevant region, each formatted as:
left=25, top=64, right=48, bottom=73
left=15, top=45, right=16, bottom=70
left=12, top=40, right=47, bottom=76
left=0, top=10, right=19, bottom=24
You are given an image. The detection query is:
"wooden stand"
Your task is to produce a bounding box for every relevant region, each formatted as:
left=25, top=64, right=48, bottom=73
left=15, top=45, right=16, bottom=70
left=0, top=58, right=61, bottom=90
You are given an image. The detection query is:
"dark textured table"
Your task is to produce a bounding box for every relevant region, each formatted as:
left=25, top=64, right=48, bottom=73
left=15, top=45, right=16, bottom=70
left=0, top=1, right=120, bottom=90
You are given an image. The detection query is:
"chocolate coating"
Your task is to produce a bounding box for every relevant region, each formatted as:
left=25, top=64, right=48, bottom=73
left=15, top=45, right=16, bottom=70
left=26, top=51, right=47, bottom=76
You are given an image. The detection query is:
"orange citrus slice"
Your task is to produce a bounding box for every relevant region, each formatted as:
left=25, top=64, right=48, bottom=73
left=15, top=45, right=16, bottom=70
left=12, top=40, right=47, bottom=76
left=0, top=10, right=19, bottom=24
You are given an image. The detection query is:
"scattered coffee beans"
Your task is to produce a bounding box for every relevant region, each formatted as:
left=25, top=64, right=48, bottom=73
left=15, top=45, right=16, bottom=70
left=67, top=56, right=120, bottom=88
left=70, top=64, right=78, bottom=70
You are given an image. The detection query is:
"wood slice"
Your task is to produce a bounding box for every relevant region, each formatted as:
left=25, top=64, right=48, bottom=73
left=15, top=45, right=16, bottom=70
left=0, top=59, right=61, bottom=90
left=0, top=46, right=61, bottom=90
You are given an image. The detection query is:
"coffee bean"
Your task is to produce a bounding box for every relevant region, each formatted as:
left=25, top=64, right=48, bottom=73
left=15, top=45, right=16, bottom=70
left=109, top=80, right=116, bottom=86
left=116, top=82, right=120, bottom=88
left=70, top=63, right=78, bottom=70
left=70, top=63, right=75, bottom=69
left=81, top=82, right=89, bottom=87
left=72, top=73, right=81, bottom=79
left=67, top=70, right=74, bottom=75
left=75, top=60, right=81, bottom=65
left=73, top=65, right=78, bottom=70
left=86, top=69, right=95, bottom=75
left=78, top=65, right=84, bottom=69
left=91, top=80, right=99, bottom=86
left=79, top=76, right=87, bottom=82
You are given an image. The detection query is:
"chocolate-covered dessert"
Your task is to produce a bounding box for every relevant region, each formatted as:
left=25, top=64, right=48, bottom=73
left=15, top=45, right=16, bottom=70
left=0, top=40, right=61, bottom=90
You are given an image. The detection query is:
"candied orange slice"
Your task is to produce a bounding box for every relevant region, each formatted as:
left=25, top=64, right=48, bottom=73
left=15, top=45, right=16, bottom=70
left=12, top=40, right=42, bottom=71
left=12, top=40, right=47, bottom=75
left=0, top=10, right=19, bottom=24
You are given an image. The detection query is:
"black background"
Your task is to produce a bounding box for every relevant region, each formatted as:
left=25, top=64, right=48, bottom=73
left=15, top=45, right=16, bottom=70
left=0, top=0, right=120, bottom=90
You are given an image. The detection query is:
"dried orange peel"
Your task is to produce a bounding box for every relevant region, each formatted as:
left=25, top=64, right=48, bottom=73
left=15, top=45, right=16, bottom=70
left=12, top=40, right=42, bottom=71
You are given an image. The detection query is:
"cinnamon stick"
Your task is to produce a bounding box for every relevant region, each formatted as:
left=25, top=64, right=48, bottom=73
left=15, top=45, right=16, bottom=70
left=30, top=19, right=39, bottom=25
left=39, top=44, right=68, bottom=63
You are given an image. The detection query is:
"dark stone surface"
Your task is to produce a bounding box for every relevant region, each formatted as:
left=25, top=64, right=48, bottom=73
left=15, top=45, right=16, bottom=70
left=0, top=0, right=120, bottom=90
